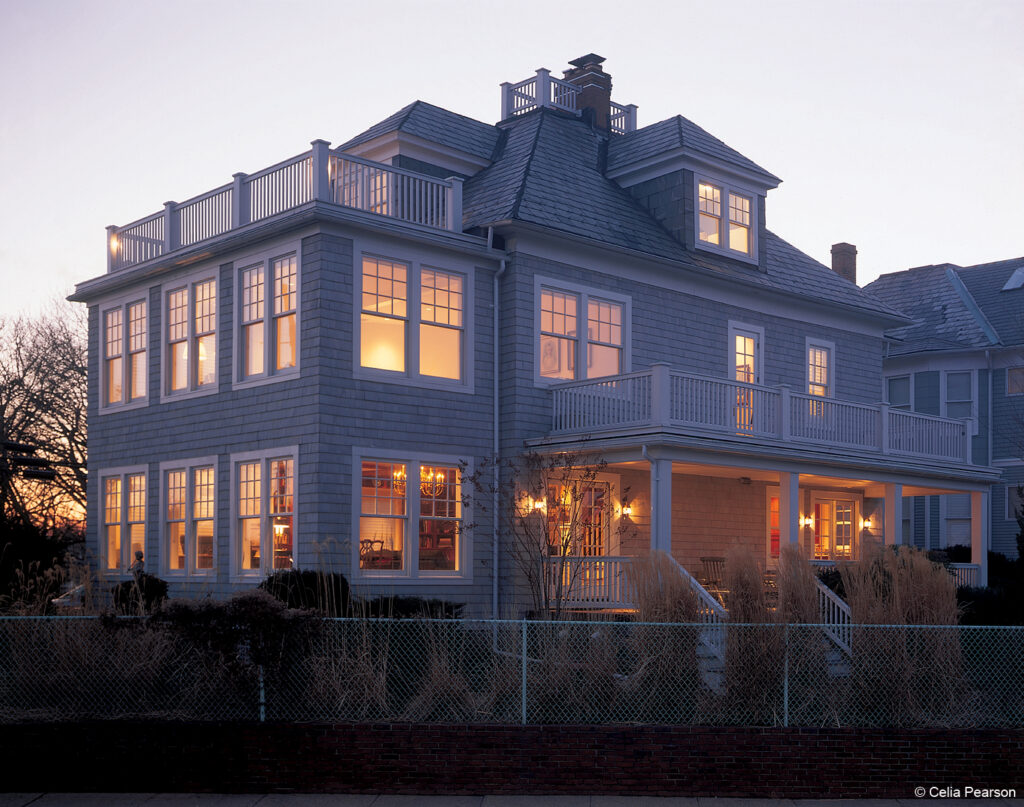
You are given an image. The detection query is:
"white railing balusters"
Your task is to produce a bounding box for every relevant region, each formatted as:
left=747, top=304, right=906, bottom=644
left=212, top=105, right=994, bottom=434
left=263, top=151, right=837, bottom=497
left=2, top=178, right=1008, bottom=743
left=543, top=556, right=631, bottom=608
left=949, top=563, right=980, bottom=587
left=814, top=576, right=852, bottom=655
left=665, top=555, right=727, bottom=661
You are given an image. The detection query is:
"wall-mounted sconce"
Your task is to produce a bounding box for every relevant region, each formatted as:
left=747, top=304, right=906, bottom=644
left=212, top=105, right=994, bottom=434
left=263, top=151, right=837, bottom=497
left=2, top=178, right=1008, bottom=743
left=860, top=517, right=873, bottom=530
left=621, top=503, right=633, bottom=516
left=532, top=497, right=546, bottom=512
left=799, top=515, right=813, bottom=528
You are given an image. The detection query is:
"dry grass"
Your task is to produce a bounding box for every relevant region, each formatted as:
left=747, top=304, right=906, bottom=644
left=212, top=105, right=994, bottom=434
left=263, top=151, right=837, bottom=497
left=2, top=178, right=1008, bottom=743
left=624, top=550, right=699, bottom=623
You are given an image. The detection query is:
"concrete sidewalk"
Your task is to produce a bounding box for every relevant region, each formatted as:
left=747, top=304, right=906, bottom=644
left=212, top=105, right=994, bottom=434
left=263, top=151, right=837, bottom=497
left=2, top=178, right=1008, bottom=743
left=2, top=796, right=1022, bottom=806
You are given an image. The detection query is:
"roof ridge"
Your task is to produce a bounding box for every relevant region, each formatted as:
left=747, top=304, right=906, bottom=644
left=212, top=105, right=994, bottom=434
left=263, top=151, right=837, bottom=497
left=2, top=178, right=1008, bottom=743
left=945, top=267, right=1002, bottom=346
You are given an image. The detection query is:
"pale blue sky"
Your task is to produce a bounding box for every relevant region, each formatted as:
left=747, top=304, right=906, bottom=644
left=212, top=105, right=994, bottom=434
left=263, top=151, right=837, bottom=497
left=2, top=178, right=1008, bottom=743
left=1, top=0, right=1021, bottom=319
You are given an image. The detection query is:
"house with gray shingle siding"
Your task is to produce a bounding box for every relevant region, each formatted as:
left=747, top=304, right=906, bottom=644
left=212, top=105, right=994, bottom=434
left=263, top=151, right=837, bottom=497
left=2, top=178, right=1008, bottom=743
left=865, top=258, right=1024, bottom=559
left=72, top=54, right=1001, bottom=616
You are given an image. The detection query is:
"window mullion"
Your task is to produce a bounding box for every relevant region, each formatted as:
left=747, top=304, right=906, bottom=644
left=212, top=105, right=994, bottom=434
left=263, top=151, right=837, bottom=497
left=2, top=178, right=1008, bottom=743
left=409, top=463, right=420, bottom=575
left=409, top=266, right=421, bottom=379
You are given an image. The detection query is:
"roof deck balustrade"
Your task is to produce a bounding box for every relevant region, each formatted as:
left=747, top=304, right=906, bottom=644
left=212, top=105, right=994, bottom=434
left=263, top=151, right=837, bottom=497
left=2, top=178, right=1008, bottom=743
left=500, top=68, right=637, bottom=133
left=550, top=363, right=973, bottom=464
left=105, top=141, right=464, bottom=273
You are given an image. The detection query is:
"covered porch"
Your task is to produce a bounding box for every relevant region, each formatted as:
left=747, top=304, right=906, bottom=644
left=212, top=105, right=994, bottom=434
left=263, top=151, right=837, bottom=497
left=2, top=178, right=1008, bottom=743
left=537, top=451, right=995, bottom=612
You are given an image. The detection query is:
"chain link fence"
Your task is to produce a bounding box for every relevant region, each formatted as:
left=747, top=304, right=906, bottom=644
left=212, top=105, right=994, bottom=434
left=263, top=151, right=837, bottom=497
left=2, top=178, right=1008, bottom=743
left=1, top=617, right=1021, bottom=727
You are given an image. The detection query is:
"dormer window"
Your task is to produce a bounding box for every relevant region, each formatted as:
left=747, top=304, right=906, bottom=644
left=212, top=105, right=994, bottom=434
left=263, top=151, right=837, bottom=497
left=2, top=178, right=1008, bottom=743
left=696, top=178, right=757, bottom=263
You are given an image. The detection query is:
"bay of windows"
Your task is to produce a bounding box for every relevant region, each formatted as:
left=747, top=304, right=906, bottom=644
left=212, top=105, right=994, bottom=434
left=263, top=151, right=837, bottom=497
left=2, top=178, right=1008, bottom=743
left=697, top=180, right=754, bottom=258
left=235, top=455, right=295, bottom=575
left=239, top=252, right=298, bottom=382
left=360, top=256, right=464, bottom=383
left=163, top=462, right=215, bottom=575
left=166, top=278, right=217, bottom=394
left=102, top=300, right=147, bottom=408
left=102, top=470, right=146, bottom=572
left=539, top=286, right=624, bottom=381
left=359, top=458, right=461, bottom=576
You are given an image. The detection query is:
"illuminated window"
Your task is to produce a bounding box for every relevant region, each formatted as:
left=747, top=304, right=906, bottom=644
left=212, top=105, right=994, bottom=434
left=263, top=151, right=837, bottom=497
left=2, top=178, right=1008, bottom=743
left=162, top=460, right=215, bottom=576
left=101, top=469, right=147, bottom=573
left=730, top=323, right=762, bottom=433
left=420, top=268, right=463, bottom=380
left=237, top=251, right=299, bottom=383
left=101, top=300, right=147, bottom=408
left=807, top=343, right=831, bottom=397
left=165, top=277, right=217, bottom=395
left=696, top=178, right=756, bottom=259
left=234, top=453, right=295, bottom=575
left=359, top=255, right=468, bottom=384
left=358, top=457, right=462, bottom=577
left=1008, top=367, right=1024, bottom=396
left=538, top=282, right=627, bottom=381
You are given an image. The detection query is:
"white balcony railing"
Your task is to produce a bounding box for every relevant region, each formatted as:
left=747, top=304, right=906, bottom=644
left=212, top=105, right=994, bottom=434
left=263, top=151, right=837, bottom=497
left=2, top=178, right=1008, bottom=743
left=949, top=563, right=980, bottom=588
left=106, top=142, right=464, bottom=273
left=550, top=363, right=973, bottom=464
left=542, top=556, right=632, bottom=609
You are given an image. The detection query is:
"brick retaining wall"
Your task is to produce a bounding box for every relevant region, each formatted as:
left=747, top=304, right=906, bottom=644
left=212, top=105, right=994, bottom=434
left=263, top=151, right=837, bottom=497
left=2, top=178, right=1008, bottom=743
left=5, top=723, right=1022, bottom=797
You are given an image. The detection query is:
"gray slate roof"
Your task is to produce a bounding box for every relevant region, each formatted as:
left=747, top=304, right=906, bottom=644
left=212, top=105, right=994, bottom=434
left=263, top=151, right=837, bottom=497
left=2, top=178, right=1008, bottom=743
left=864, top=258, right=1024, bottom=355
left=607, top=115, right=780, bottom=182
left=337, top=101, right=501, bottom=161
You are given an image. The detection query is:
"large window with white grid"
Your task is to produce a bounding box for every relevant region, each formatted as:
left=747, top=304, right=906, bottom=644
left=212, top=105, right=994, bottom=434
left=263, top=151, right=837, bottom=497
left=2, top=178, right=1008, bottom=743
left=235, top=246, right=299, bottom=386
left=163, top=270, right=218, bottom=398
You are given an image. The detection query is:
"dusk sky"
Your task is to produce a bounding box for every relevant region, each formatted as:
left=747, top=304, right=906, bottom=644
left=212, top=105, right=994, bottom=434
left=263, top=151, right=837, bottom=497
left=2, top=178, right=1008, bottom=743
left=1, top=0, right=1021, bottom=320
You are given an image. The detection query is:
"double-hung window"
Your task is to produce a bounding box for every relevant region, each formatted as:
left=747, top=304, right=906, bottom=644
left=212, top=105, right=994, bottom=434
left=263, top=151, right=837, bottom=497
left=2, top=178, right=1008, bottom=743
left=943, top=370, right=977, bottom=435
left=101, top=299, right=147, bottom=409
left=537, top=279, right=629, bottom=383
left=696, top=178, right=756, bottom=260
left=233, top=451, right=296, bottom=576
left=807, top=341, right=833, bottom=398
left=358, top=254, right=468, bottom=385
left=101, top=468, right=147, bottom=572
left=357, top=455, right=464, bottom=578
left=237, top=249, right=299, bottom=384
left=165, top=275, right=217, bottom=396
left=887, top=375, right=912, bottom=409
left=162, top=459, right=216, bottom=576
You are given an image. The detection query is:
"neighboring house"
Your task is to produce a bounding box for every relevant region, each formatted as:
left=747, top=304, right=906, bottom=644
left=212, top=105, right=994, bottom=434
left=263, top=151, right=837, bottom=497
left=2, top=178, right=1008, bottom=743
left=865, top=258, right=1024, bottom=559
left=71, top=54, right=1000, bottom=616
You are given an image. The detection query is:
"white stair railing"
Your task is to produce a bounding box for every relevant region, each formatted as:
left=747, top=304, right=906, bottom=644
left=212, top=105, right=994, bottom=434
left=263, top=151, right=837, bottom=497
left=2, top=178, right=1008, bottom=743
left=542, top=556, right=632, bottom=609
left=814, top=576, right=852, bottom=655
left=665, top=555, right=727, bottom=661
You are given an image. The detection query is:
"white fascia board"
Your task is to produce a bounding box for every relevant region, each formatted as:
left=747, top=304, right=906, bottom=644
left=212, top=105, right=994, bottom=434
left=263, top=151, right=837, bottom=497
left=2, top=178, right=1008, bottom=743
left=340, top=131, right=492, bottom=176
left=501, top=224, right=900, bottom=337
left=881, top=349, right=990, bottom=373
left=608, top=147, right=780, bottom=192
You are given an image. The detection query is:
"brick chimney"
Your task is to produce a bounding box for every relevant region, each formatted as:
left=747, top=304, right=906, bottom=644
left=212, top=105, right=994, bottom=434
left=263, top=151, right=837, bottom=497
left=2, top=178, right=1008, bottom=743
left=563, top=54, right=612, bottom=129
left=831, top=242, right=857, bottom=284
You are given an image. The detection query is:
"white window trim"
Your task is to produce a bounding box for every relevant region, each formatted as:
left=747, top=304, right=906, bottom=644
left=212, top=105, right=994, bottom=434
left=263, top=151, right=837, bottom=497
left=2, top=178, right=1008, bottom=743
left=160, top=264, right=220, bottom=403
left=352, top=242, right=476, bottom=394
left=884, top=373, right=914, bottom=409
left=1006, top=366, right=1024, bottom=397
left=805, top=337, right=835, bottom=398
left=98, top=291, right=150, bottom=415
left=232, top=241, right=302, bottom=390
left=543, top=469, right=622, bottom=557
left=809, top=491, right=863, bottom=561
left=97, top=464, right=149, bottom=578
left=693, top=173, right=759, bottom=266
left=158, top=455, right=218, bottom=579
left=1005, top=484, right=1023, bottom=521
left=940, top=368, right=979, bottom=436
left=533, top=275, right=632, bottom=387
left=228, top=446, right=299, bottom=583
left=351, top=447, right=473, bottom=584
left=728, top=321, right=764, bottom=385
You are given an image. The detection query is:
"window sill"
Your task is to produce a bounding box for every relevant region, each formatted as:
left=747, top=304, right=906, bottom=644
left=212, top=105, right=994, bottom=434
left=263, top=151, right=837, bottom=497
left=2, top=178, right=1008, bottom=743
left=354, top=368, right=474, bottom=395
left=232, top=371, right=300, bottom=392
left=351, top=574, right=474, bottom=586
left=160, top=385, right=220, bottom=405
left=695, top=241, right=758, bottom=266
left=98, top=399, right=149, bottom=416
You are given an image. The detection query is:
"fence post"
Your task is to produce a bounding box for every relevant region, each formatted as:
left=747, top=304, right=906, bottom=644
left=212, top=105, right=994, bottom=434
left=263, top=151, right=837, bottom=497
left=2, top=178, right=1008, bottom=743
left=783, top=624, right=790, bottom=728
left=521, top=619, right=528, bottom=725
left=258, top=664, right=266, bottom=722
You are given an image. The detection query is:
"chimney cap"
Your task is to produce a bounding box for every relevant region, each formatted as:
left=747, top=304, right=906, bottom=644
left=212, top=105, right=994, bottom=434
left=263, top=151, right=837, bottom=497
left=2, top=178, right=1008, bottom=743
left=569, top=53, right=606, bottom=68
left=831, top=242, right=857, bottom=253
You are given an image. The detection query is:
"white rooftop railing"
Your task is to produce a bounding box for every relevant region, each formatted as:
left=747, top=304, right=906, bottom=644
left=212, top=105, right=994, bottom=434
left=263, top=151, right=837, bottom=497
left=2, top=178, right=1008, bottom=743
left=500, top=68, right=637, bottom=133
left=550, top=363, right=973, bottom=464
left=106, top=141, right=464, bottom=272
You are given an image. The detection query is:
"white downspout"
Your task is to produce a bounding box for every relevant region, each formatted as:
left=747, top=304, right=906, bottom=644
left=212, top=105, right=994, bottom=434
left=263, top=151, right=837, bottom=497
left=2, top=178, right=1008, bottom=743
left=490, top=225, right=507, bottom=619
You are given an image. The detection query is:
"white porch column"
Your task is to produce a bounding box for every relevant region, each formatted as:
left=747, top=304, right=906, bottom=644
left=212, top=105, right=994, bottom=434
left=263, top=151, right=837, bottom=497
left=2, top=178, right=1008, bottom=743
left=649, top=457, right=673, bottom=554
left=971, top=489, right=989, bottom=587
left=779, top=471, right=800, bottom=548
left=884, top=483, right=903, bottom=545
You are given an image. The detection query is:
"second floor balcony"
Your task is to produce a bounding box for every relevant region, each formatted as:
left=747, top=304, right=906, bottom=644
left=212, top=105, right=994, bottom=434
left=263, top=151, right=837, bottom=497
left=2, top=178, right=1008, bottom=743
left=106, top=141, right=465, bottom=273
left=549, top=363, right=973, bottom=465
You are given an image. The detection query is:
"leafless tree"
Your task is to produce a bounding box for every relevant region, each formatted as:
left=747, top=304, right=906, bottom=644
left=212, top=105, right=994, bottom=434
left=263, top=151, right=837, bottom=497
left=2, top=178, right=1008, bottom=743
left=0, top=304, right=87, bottom=530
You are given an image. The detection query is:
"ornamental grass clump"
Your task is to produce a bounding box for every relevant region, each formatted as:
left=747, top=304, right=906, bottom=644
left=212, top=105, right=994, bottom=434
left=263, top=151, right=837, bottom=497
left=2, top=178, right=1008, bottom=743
left=840, top=541, right=970, bottom=726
